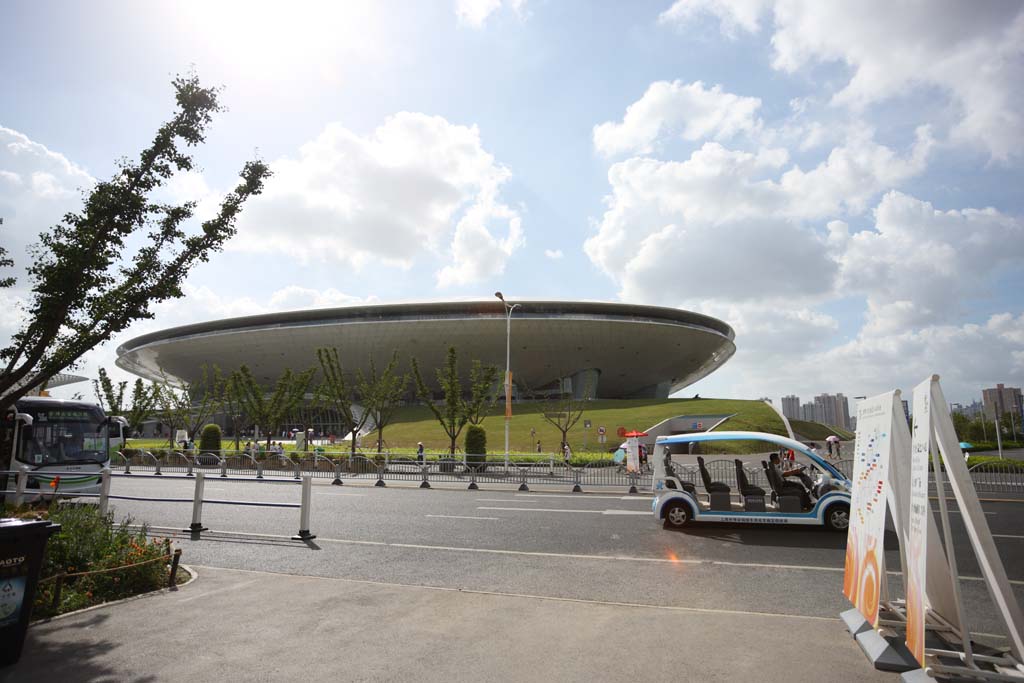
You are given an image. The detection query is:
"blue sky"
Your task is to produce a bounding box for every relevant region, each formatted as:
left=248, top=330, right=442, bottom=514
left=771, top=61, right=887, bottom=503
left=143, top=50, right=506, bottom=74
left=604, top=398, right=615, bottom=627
left=2, top=0, right=1023, bottom=407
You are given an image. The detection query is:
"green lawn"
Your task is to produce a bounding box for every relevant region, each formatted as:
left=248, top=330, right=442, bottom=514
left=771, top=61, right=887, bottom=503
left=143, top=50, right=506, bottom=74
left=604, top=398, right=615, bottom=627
left=126, top=397, right=788, bottom=457
left=788, top=419, right=854, bottom=441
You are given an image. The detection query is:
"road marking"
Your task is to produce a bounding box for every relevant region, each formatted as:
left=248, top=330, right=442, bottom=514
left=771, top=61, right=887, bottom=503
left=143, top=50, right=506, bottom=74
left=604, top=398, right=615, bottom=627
left=601, top=510, right=650, bottom=516
left=479, top=506, right=601, bottom=514
left=147, top=526, right=1024, bottom=585
left=514, top=493, right=650, bottom=501
left=946, top=510, right=996, bottom=516
left=475, top=498, right=536, bottom=503
left=993, top=534, right=1024, bottom=540
left=425, top=514, right=499, bottom=521
left=320, top=492, right=366, bottom=497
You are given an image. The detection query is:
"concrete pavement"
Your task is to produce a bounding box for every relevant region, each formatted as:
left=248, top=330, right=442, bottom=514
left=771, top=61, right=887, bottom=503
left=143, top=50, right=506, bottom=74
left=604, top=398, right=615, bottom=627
left=7, top=565, right=894, bottom=683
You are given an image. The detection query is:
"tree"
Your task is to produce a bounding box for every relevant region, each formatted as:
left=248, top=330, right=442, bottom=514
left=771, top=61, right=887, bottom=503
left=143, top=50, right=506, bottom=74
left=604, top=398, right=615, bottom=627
left=465, top=360, right=500, bottom=426
left=92, top=367, right=159, bottom=438
left=233, top=365, right=314, bottom=447
left=539, top=378, right=591, bottom=452
left=218, top=369, right=249, bottom=451
left=154, top=366, right=222, bottom=448
left=411, top=347, right=498, bottom=455
left=357, top=351, right=409, bottom=454
left=315, top=347, right=368, bottom=456
left=0, top=74, right=270, bottom=417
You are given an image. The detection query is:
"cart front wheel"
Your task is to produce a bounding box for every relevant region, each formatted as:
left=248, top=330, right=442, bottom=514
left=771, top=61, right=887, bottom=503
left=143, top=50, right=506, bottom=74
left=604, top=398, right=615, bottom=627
left=663, top=501, right=691, bottom=529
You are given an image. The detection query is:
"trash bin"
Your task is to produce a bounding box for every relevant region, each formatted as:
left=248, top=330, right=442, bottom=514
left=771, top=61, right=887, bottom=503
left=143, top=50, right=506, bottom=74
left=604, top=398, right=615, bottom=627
left=0, top=518, right=61, bottom=666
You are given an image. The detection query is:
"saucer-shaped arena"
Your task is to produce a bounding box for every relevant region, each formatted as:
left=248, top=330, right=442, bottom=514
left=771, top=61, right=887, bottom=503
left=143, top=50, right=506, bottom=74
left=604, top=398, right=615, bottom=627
left=115, top=301, right=736, bottom=399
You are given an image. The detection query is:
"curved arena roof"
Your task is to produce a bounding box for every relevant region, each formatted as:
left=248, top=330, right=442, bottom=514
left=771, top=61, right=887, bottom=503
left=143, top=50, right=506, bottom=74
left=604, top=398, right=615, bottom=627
left=115, top=301, right=736, bottom=399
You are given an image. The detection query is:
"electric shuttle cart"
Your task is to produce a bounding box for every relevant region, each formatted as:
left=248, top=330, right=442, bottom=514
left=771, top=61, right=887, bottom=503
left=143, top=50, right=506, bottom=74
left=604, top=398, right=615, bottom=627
left=651, top=431, right=852, bottom=532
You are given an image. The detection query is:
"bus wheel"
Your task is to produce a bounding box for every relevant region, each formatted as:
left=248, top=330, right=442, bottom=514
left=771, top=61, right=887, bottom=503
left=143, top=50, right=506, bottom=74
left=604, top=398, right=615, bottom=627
left=663, top=502, right=690, bottom=529
left=825, top=503, right=850, bottom=532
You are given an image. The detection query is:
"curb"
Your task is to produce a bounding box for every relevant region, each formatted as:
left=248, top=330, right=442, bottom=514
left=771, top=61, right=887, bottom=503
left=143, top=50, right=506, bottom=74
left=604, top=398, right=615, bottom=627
left=30, top=563, right=197, bottom=626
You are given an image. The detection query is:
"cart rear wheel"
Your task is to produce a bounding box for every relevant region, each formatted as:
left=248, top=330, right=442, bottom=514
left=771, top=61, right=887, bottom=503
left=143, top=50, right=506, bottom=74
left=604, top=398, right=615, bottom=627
left=663, top=501, right=691, bottom=529
left=825, top=503, right=850, bottom=532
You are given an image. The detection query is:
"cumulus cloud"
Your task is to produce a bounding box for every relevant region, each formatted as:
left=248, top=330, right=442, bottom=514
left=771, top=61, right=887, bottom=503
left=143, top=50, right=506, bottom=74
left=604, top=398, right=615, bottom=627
left=593, top=80, right=763, bottom=157
left=455, top=0, right=526, bottom=28
left=0, top=126, right=93, bottom=271
left=233, top=112, right=523, bottom=286
left=830, top=191, right=1024, bottom=335
left=660, top=0, right=1024, bottom=160
left=544, top=249, right=563, bottom=259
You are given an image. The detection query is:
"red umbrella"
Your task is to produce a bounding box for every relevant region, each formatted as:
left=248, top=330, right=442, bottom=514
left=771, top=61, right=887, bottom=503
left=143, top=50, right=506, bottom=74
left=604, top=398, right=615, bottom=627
left=623, top=430, right=648, bottom=437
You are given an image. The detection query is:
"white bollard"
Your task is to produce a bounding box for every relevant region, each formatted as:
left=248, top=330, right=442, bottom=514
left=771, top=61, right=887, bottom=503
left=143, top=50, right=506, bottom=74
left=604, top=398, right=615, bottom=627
left=14, top=466, right=28, bottom=507
left=98, top=468, right=111, bottom=516
left=187, top=471, right=208, bottom=533
left=293, top=475, right=315, bottom=540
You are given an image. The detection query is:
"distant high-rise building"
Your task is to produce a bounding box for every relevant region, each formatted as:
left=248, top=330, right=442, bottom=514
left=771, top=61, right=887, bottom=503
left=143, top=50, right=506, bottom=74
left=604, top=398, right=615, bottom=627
left=759, top=397, right=772, bottom=404
left=782, top=395, right=800, bottom=419
left=982, top=384, right=1023, bottom=420
left=813, top=393, right=852, bottom=430
left=902, top=399, right=911, bottom=424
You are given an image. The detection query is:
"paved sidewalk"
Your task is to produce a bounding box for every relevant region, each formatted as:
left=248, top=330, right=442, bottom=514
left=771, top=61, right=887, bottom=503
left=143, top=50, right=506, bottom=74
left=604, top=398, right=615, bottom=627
left=5, top=566, right=892, bottom=682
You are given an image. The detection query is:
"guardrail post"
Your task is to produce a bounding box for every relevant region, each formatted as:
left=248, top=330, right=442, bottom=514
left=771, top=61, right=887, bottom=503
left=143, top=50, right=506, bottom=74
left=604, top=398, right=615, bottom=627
left=220, top=457, right=228, bottom=478
left=468, top=468, right=478, bottom=490
left=420, top=465, right=431, bottom=489
left=124, top=453, right=131, bottom=475
left=293, top=475, right=316, bottom=540
left=186, top=471, right=208, bottom=534
left=572, top=468, right=582, bottom=493
left=14, top=466, right=28, bottom=507
left=186, top=457, right=193, bottom=477
left=518, top=468, right=529, bottom=492
left=168, top=548, right=182, bottom=588
left=332, top=459, right=343, bottom=486
left=375, top=463, right=386, bottom=487
left=256, top=460, right=264, bottom=479
left=293, top=458, right=301, bottom=480
left=98, top=468, right=111, bottom=516
left=153, top=452, right=162, bottom=476
left=628, top=471, right=638, bottom=494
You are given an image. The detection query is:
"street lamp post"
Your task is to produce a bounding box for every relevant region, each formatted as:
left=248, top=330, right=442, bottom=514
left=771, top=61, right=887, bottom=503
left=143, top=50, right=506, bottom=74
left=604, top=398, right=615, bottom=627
left=495, top=292, right=519, bottom=469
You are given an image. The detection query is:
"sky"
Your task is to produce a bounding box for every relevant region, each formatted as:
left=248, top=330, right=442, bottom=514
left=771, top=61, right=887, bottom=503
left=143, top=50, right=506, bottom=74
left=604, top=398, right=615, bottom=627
left=1, top=0, right=1023, bottom=408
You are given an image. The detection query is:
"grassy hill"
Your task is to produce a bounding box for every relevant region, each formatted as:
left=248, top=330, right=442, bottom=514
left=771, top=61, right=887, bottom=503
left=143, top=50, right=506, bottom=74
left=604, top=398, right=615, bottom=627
left=788, top=419, right=854, bottom=441
left=373, top=397, right=786, bottom=455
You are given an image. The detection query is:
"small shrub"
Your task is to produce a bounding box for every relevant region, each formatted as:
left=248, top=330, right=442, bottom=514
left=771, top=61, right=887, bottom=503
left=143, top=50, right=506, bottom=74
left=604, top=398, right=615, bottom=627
left=199, top=424, right=222, bottom=453
left=465, top=425, right=487, bottom=470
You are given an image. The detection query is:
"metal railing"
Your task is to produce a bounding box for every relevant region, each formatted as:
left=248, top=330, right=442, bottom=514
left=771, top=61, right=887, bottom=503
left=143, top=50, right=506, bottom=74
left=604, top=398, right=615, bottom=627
left=3, top=467, right=316, bottom=541
left=966, top=461, right=1024, bottom=494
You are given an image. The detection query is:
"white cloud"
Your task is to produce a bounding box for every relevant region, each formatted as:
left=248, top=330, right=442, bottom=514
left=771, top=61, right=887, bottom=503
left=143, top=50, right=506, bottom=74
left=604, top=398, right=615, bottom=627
left=661, top=1, right=1024, bottom=160
left=233, top=113, right=523, bottom=286
left=593, top=80, right=763, bottom=157
left=455, top=0, right=526, bottom=28
left=544, top=249, right=563, bottom=259
left=830, top=191, right=1024, bottom=335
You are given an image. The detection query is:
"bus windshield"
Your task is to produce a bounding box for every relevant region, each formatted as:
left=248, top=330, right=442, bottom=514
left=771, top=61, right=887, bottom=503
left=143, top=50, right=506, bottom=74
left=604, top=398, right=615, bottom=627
left=17, top=405, right=110, bottom=466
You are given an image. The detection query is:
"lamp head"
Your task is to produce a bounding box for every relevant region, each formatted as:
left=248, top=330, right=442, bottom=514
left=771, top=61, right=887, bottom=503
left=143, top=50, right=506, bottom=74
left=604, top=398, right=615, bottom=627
left=495, top=291, right=504, bottom=302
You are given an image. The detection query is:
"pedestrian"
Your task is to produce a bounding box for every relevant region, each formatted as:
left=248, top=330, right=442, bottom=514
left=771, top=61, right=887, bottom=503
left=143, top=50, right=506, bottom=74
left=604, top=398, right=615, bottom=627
left=536, top=440, right=542, bottom=453
left=530, top=427, right=536, bottom=439
left=639, top=443, right=648, bottom=472
left=417, top=442, right=425, bottom=464
left=563, top=442, right=572, bottom=467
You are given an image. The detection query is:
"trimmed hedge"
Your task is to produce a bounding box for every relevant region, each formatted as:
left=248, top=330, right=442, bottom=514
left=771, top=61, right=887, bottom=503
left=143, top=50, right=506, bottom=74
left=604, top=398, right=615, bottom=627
left=199, top=424, right=222, bottom=453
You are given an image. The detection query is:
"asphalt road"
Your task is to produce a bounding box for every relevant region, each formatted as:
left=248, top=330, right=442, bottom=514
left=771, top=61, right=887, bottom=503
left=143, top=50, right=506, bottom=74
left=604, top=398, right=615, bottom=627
left=100, top=474, right=1024, bottom=644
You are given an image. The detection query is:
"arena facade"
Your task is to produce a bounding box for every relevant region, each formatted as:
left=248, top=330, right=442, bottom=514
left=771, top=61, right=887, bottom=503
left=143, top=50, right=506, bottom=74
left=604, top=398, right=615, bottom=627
left=116, top=301, right=735, bottom=400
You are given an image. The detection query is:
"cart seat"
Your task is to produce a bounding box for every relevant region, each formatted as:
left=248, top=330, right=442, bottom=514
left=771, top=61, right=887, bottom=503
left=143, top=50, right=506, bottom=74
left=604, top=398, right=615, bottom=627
left=697, top=457, right=730, bottom=493
left=733, top=459, right=765, bottom=496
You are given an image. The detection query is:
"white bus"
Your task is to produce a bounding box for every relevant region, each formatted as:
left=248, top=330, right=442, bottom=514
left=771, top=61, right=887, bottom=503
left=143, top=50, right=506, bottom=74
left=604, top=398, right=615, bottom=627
left=3, top=396, right=127, bottom=499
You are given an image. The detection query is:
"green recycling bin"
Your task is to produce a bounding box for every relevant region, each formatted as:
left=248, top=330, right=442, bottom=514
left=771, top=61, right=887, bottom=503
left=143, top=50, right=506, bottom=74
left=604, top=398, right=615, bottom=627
left=0, top=518, right=61, bottom=667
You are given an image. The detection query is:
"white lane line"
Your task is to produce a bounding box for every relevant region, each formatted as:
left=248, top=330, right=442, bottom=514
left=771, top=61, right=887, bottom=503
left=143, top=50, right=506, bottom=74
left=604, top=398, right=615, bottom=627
left=993, top=534, right=1024, bottom=540
left=601, top=510, right=650, bottom=516
left=425, top=514, right=499, bottom=521
left=514, top=493, right=650, bottom=501
left=475, top=498, right=536, bottom=503
left=947, top=510, right=997, bottom=516
left=147, top=525, right=1024, bottom=585
left=320, top=492, right=366, bottom=497
left=479, top=506, right=601, bottom=514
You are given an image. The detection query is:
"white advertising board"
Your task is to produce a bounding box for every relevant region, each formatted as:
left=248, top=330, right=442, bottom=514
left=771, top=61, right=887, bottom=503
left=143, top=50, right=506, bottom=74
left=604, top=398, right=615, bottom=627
left=626, top=437, right=639, bottom=473
left=843, top=391, right=896, bottom=627
left=905, top=380, right=932, bottom=665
